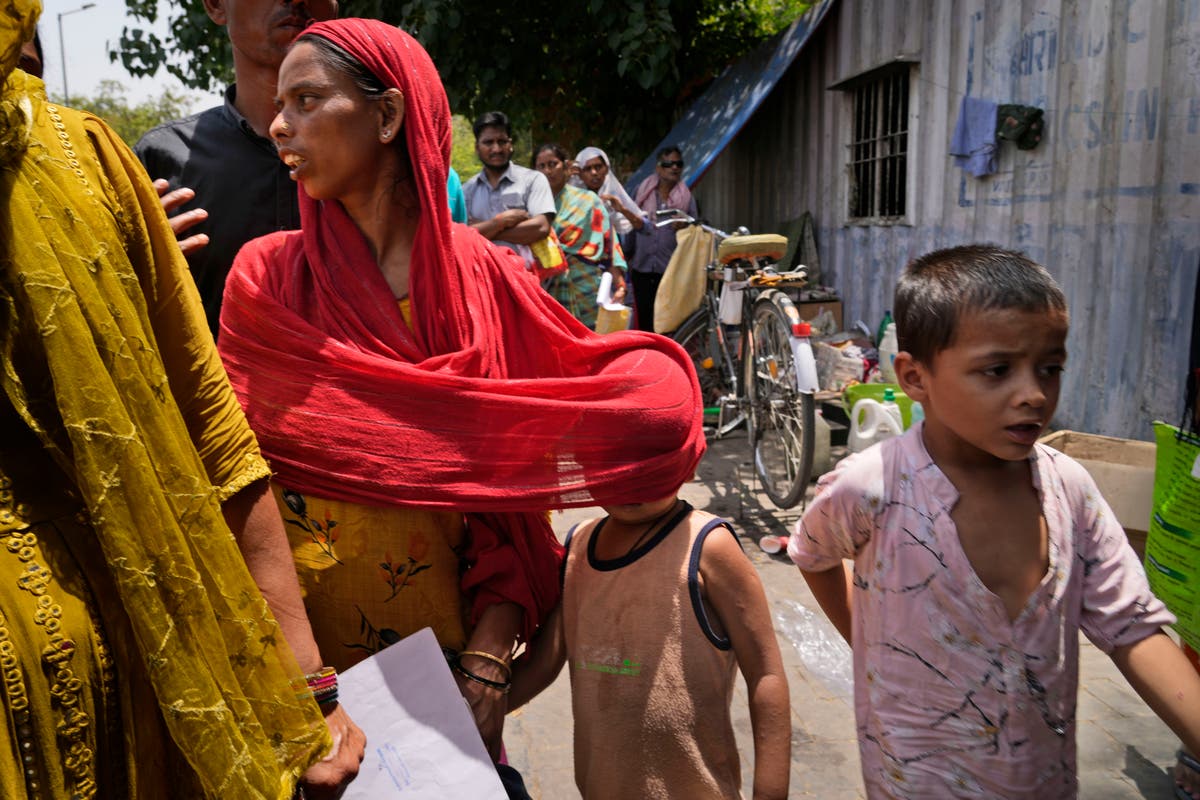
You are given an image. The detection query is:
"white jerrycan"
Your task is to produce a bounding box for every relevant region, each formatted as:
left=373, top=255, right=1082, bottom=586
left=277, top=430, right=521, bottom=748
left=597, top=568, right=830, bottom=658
left=847, top=398, right=903, bottom=453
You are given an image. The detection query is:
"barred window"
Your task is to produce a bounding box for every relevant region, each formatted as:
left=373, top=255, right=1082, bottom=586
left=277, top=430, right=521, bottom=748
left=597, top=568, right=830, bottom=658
left=846, top=66, right=910, bottom=221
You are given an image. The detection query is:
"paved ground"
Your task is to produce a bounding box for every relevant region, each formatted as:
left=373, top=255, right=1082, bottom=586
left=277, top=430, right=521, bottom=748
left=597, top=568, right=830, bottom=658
left=504, top=430, right=1183, bottom=798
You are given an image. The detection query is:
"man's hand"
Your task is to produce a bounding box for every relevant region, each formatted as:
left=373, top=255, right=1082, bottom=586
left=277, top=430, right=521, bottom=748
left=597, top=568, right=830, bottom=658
left=298, top=704, right=365, bottom=800
left=494, top=207, right=530, bottom=230
left=153, top=178, right=210, bottom=256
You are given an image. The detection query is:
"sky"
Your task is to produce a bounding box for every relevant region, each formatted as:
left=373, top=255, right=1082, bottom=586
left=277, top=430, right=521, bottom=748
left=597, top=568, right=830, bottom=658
left=37, top=0, right=222, bottom=109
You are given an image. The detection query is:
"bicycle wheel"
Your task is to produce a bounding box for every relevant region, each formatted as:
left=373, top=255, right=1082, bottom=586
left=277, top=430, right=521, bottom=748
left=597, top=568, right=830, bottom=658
left=673, top=307, right=734, bottom=413
left=745, top=293, right=816, bottom=509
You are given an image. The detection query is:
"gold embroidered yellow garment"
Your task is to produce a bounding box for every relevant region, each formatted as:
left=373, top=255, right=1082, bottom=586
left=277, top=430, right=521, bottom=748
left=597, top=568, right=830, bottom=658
left=0, top=2, right=329, bottom=796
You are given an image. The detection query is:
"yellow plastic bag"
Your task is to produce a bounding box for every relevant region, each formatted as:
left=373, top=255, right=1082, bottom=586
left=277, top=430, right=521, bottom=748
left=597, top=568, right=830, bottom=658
left=530, top=229, right=567, bottom=279
left=653, top=226, right=715, bottom=333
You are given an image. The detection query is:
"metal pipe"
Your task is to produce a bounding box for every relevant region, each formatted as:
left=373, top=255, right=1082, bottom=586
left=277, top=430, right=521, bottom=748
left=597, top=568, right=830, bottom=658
left=56, top=3, right=95, bottom=100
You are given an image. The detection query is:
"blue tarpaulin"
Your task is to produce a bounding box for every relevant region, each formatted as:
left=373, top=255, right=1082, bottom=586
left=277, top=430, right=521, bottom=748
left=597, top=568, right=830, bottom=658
left=625, top=0, right=836, bottom=193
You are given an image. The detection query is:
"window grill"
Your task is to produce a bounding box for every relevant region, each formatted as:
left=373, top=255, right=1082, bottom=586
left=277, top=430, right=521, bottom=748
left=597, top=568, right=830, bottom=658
left=847, top=66, right=910, bottom=221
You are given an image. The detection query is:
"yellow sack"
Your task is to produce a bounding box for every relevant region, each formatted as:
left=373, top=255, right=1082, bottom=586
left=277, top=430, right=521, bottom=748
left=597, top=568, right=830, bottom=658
left=530, top=229, right=568, bottom=279
left=653, top=225, right=715, bottom=333
left=595, top=305, right=631, bottom=334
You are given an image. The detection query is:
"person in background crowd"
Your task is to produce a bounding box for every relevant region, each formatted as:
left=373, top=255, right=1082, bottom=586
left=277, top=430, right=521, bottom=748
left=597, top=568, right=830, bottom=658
left=135, top=0, right=339, bottom=336
left=17, top=26, right=39, bottom=76
left=534, top=143, right=627, bottom=329
left=571, top=145, right=644, bottom=236
left=628, top=144, right=695, bottom=332
left=448, top=165, right=468, bottom=223
left=0, top=2, right=363, bottom=796
left=217, top=19, right=704, bottom=798
left=463, top=110, right=556, bottom=269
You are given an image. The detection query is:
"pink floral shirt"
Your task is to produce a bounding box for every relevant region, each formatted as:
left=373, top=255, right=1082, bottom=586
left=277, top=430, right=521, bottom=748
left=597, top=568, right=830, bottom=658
left=789, top=426, right=1173, bottom=799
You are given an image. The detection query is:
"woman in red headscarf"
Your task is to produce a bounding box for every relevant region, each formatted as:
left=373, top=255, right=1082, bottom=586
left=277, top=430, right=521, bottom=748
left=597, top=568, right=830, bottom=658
left=218, top=17, right=704, bottom=789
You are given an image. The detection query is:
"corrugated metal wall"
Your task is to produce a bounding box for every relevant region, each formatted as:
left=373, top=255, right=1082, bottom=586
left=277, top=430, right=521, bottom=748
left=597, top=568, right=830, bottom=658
left=695, top=0, right=1200, bottom=440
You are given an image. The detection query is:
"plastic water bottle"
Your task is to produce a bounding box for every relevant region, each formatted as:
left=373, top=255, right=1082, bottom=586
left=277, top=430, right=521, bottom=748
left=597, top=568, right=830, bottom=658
left=847, top=398, right=903, bottom=453
left=876, top=310, right=893, bottom=348
left=881, top=387, right=904, bottom=431
left=878, top=322, right=898, bottom=384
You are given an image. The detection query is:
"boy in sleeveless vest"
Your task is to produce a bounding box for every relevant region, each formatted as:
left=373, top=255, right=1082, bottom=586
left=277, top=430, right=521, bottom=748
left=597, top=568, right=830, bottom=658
left=509, top=495, right=790, bottom=799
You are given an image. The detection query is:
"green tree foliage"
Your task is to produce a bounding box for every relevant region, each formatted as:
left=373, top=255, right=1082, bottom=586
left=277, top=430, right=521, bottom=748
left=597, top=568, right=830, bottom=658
left=450, top=114, right=480, bottom=182
left=111, top=0, right=809, bottom=169
left=66, top=80, right=196, bottom=147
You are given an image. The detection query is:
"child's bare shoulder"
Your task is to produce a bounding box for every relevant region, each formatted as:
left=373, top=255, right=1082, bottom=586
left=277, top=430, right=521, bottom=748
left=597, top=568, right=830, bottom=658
left=569, top=515, right=603, bottom=538
left=688, top=511, right=752, bottom=571
left=683, top=507, right=728, bottom=532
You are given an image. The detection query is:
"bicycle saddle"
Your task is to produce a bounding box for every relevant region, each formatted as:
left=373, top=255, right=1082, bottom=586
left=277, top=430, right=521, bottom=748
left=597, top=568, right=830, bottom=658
left=717, top=234, right=789, bottom=265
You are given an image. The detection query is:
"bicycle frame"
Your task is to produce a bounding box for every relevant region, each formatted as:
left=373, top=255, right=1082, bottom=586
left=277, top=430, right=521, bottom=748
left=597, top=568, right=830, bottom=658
left=667, top=212, right=819, bottom=508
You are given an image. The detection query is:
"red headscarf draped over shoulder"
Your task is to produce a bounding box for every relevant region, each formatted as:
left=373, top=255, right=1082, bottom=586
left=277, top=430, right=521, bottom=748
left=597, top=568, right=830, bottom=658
left=218, top=19, right=705, bottom=639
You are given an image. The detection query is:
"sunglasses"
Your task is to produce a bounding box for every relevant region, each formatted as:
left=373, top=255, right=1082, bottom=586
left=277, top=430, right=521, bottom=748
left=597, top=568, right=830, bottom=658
left=659, top=159, right=684, bottom=169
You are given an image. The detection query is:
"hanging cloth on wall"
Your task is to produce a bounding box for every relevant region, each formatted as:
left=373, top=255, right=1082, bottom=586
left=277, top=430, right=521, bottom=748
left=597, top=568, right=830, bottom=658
left=949, top=96, right=999, bottom=177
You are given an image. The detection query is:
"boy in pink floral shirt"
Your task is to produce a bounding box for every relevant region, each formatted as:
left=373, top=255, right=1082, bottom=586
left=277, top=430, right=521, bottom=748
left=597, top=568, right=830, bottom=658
left=790, top=245, right=1200, bottom=798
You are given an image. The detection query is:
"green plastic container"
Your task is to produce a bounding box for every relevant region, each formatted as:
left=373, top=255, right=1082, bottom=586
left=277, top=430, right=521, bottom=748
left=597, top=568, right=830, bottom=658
left=842, top=383, right=915, bottom=429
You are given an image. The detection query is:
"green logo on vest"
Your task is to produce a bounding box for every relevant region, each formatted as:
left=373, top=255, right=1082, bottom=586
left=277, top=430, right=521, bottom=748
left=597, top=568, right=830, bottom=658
left=577, top=656, right=641, bottom=676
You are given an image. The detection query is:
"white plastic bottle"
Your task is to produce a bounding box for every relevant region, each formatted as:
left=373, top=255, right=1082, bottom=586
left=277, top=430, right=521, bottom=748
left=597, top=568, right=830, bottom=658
left=847, top=397, right=903, bottom=453
left=881, top=387, right=904, bottom=432
left=878, top=322, right=898, bottom=384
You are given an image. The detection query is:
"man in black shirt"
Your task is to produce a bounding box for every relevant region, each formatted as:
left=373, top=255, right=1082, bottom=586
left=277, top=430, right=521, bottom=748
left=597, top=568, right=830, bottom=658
left=136, top=0, right=337, bottom=336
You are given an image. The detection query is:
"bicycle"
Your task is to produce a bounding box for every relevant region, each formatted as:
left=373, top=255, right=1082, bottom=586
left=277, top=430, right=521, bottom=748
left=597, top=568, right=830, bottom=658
left=659, top=211, right=818, bottom=509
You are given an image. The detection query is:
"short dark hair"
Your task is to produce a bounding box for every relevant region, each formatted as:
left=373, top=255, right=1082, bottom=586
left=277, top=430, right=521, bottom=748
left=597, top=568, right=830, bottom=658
left=535, top=143, right=568, bottom=163
left=473, top=111, right=511, bottom=140
left=894, top=244, right=1067, bottom=363
left=657, top=144, right=682, bottom=160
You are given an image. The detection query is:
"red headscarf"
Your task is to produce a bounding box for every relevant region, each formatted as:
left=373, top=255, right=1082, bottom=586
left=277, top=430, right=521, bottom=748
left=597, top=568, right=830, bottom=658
left=219, top=19, right=704, bottom=639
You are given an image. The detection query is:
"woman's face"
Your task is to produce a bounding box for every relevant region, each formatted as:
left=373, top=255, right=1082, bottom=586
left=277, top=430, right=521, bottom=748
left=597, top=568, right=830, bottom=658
left=270, top=42, right=397, bottom=202
left=581, top=156, right=607, bottom=191
left=534, top=149, right=567, bottom=194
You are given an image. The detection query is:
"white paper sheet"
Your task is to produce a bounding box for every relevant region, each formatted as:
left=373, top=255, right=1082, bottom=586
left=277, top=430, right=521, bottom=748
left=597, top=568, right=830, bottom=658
left=338, top=627, right=507, bottom=799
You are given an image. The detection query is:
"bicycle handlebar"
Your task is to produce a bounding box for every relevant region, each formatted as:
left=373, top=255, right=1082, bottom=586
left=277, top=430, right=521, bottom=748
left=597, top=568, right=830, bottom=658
left=652, top=210, right=740, bottom=240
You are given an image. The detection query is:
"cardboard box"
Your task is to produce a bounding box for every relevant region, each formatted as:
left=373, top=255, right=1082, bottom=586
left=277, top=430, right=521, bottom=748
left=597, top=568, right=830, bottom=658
left=796, top=299, right=843, bottom=330
left=1039, top=430, right=1155, bottom=558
